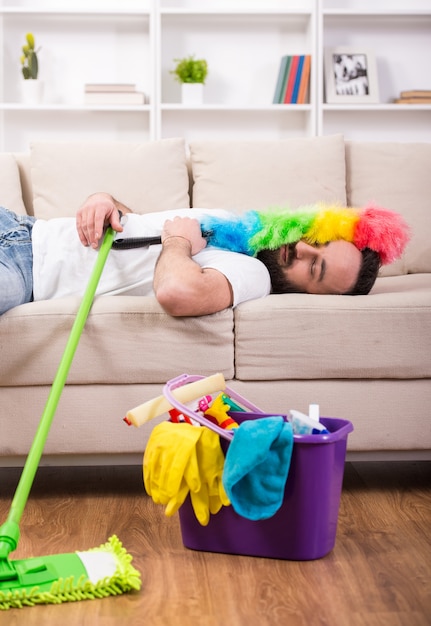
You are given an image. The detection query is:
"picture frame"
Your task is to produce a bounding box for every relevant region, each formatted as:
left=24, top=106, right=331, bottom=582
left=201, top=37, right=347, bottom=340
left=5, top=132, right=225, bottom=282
left=324, top=47, right=379, bottom=104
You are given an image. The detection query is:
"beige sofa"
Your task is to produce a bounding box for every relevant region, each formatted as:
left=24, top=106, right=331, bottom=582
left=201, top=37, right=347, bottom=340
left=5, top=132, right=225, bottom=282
left=0, top=135, right=430, bottom=466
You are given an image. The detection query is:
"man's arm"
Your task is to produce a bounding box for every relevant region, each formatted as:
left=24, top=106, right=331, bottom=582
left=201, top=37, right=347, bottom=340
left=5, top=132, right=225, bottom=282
left=154, top=217, right=233, bottom=317
left=76, top=192, right=132, bottom=248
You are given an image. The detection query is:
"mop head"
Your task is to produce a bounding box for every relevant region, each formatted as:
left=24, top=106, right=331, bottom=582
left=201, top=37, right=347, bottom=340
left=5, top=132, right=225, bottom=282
left=0, top=535, right=141, bottom=610
left=200, top=202, right=410, bottom=265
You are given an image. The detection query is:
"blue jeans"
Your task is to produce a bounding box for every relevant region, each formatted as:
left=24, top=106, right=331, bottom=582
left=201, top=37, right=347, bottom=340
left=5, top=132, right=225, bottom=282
left=0, top=207, right=36, bottom=315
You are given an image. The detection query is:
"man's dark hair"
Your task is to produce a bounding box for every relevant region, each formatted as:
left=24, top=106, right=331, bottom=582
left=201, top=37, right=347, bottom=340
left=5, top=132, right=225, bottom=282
left=345, top=247, right=381, bottom=295
left=257, top=245, right=381, bottom=296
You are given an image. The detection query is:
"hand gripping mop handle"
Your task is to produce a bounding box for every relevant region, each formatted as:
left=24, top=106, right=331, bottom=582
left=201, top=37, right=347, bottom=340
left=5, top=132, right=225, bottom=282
left=0, top=227, right=116, bottom=562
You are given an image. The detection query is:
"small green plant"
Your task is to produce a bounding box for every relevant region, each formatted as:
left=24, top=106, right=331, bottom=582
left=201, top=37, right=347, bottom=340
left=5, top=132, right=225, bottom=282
left=20, top=32, right=40, bottom=79
left=171, top=55, right=208, bottom=84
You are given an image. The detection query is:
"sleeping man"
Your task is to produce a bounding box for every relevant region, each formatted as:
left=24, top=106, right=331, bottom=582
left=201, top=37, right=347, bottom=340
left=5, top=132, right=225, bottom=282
left=0, top=192, right=409, bottom=317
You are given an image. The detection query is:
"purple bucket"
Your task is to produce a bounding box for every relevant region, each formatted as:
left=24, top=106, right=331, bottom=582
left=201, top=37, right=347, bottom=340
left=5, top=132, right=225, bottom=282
left=178, top=415, right=353, bottom=560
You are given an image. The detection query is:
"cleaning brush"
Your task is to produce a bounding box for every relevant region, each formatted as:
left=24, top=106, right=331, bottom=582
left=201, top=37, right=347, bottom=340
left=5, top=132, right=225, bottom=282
left=0, top=227, right=141, bottom=610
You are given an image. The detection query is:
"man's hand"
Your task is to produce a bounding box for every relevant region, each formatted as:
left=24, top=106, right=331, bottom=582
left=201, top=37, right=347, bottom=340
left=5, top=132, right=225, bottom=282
left=161, top=216, right=207, bottom=256
left=76, top=192, right=130, bottom=248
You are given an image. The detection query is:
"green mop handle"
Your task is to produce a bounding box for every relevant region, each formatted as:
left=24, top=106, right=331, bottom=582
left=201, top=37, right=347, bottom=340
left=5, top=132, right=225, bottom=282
left=0, top=227, right=116, bottom=557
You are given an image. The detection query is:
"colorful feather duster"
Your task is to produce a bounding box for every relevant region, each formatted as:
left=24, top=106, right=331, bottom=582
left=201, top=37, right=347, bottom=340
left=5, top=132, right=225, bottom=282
left=200, top=202, right=410, bottom=265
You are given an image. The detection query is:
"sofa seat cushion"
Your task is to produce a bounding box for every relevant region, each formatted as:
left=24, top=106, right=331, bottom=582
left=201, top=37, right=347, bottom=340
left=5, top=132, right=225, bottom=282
left=234, top=273, right=431, bottom=381
left=0, top=296, right=234, bottom=386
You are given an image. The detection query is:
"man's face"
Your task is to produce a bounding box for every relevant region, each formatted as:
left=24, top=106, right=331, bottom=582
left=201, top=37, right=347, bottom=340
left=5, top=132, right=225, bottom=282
left=259, top=240, right=362, bottom=295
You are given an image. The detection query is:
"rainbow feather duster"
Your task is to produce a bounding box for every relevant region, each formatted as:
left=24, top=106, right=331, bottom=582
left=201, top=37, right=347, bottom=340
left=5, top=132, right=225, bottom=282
left=200, top=202, right=410, bottom=265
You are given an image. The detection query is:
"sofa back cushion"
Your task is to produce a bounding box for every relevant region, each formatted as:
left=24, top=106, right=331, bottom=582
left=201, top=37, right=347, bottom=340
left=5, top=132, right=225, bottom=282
left=189, top=134, right=347, bottom=211
left=346, top=141, right=431, bottom=276
left=0, top=154, right=27, bottom=215
left=30, top=138, right=190, bottom=219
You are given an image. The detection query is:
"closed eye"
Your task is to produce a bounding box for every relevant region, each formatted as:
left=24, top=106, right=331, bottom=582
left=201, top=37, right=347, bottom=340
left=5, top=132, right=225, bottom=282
left=310, top=257, right=317, bottom=277
left=319, top=259, right=326, bottom=282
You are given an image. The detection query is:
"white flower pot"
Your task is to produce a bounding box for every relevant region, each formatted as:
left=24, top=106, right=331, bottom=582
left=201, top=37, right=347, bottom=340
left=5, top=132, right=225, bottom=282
left=181, top=83, right=204, bottom=105
left=21, top=80, right=44, bottom=105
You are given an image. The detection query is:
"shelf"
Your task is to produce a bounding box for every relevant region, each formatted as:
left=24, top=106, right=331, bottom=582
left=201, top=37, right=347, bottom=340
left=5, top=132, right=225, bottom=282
left=322, top=104, right=431, bottom=111
left=0, top=7, right=150, bottom=16
left=0, top=103, right=151, bottom=112
left=0, top=0, right=429, bottom=150
left=160, top=8, right=313, bottom=16
left=161, top=104, right=312, bottom=111
left=323, top=9, right=431, bottom=17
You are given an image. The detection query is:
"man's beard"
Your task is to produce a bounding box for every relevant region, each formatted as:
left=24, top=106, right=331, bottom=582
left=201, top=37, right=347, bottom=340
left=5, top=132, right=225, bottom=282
left=257, top=244, right=305, bottom=294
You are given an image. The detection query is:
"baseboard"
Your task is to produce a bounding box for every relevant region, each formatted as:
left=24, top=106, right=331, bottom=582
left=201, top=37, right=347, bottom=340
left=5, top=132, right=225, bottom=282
left=1, top=449, right=430, bottom=468
left=346, top=450, right=431, bottom=462
left=0, top=453, right=144, bottom=468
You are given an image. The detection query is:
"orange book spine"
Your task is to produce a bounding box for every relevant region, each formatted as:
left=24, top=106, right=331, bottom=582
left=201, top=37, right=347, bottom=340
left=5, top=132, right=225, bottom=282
left=297, top=55, right=311, bottom=104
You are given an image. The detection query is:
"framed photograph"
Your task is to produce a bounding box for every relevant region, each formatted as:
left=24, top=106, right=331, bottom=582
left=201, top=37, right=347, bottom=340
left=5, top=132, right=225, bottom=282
left=324, top=47, right=379, bottom=104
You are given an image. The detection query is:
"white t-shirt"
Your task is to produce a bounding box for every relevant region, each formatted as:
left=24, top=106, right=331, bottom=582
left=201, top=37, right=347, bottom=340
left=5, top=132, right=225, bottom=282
left=31, top=208, right=271, bottom=307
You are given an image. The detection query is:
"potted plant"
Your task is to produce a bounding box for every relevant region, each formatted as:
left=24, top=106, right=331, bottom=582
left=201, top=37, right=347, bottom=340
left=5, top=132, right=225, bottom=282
left=20, top=32, right=43, bottom=104
left=171, top=55, right=208, bottom=105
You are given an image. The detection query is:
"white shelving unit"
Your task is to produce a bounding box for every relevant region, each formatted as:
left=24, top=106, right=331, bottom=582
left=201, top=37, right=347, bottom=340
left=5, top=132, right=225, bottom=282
left=0, top=0, right=430, bottom=151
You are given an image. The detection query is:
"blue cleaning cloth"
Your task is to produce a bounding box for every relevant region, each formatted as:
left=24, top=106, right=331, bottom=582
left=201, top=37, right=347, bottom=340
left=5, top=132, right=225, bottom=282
left=222, top=416, right=294, bottom=521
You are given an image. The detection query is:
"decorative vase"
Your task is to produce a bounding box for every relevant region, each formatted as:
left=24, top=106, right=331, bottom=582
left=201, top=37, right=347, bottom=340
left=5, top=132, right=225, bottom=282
left=181, top=83, right=204, bottom=105
left=21, top=80, right=44, bottom=105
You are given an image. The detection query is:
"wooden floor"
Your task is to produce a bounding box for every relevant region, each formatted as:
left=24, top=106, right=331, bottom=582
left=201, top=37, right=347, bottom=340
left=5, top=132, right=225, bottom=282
left=0, top=461, right=430, bottom=626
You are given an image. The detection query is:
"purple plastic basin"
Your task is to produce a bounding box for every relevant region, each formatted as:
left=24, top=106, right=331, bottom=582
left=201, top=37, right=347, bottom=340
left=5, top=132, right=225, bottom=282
left=178, top=415, right=353, bottom=561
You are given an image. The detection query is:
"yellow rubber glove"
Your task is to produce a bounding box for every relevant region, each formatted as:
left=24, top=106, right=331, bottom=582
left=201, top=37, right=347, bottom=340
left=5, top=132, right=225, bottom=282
left=199, top=427, right=230, bottom=504
left=143, top=421, right=203, bottom=517
left=190, top=483, right=211, bottom=526
left=189, top=427, right=230, bottom=526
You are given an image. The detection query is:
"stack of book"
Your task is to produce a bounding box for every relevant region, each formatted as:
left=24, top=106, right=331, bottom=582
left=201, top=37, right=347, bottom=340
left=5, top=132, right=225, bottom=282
left=84, top=84, right=147, bottom=105
left=394, top=90, right=431, bottom=104
left=272, top=55, right=311, bottom=104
